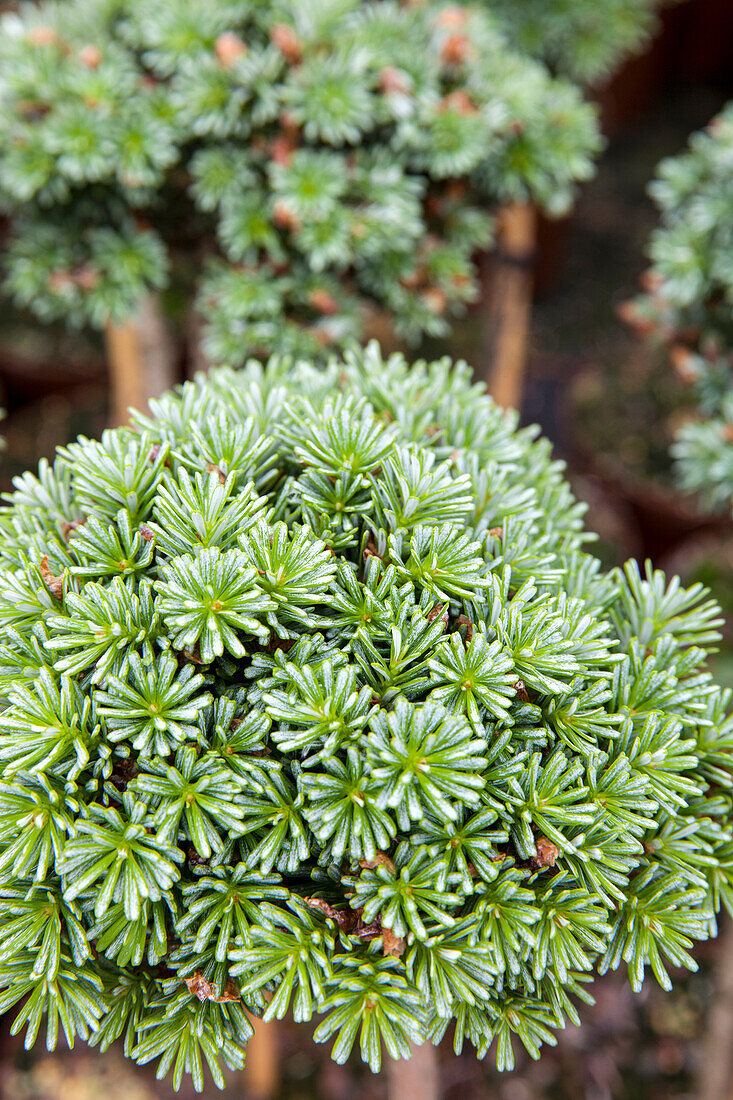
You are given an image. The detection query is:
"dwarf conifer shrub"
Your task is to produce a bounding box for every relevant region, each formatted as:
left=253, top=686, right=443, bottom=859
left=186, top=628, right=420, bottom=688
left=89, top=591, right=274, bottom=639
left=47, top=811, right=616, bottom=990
left=0, top=342, right=730, bottom=1090
left=0, top=0, right=600, bottom=361
left=624, top=103, right=733, bottom=511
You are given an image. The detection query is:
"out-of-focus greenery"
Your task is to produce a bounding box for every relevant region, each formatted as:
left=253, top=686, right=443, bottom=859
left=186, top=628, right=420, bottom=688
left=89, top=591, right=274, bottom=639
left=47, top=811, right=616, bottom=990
left=625, top=104, right=733, bottom=513
left=0, top=0, right=601, bottom=362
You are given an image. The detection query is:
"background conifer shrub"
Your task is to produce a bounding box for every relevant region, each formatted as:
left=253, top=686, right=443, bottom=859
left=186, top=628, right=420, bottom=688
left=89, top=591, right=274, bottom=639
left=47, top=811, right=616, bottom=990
left=623, top=103, right=733, bottom=511
left=0, top=0, right=600, bottom=361
left=0, top=342, right=731, bottom=1089
left=488, top=0, right=666, bottom=86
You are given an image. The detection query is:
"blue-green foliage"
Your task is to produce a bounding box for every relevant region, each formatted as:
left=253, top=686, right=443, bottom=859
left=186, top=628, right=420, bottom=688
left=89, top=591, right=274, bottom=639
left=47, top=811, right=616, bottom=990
left=0, top=343, right=729, bottom=1089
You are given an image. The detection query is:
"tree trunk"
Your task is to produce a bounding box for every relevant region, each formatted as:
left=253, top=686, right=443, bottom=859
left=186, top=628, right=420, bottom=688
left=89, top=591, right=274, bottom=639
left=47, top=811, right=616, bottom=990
left=484, top=202, right=537, bottom=411
left=698, top=919, right=733, bottom=1100
left=243, top=1017, right=279, bottom=1099
left=386, top=1041, right=440, bottom=1100
left=104, top=293, right=177, bottom=426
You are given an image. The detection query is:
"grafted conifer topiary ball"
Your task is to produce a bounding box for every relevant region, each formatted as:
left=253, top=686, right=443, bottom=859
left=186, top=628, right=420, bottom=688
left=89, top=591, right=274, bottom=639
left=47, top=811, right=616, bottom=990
left=0, top=343, right=730, bottom=1089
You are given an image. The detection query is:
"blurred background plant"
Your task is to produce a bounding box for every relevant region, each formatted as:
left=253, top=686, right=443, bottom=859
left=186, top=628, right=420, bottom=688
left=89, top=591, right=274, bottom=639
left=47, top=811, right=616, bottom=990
left=622, top=103, right=733, bottom=514
left=0, top=0, right=602, bottom=420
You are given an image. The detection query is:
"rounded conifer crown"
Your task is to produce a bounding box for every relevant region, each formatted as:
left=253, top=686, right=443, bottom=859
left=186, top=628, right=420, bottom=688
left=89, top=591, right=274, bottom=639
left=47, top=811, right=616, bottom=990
left=0, top=343, right=729, bottom=1088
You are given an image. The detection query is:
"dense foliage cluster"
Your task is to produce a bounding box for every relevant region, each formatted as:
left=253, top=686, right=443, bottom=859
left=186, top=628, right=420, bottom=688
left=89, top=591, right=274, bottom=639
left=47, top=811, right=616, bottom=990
left=0, top=0, right=600, bottom=361
left=0, top=343, right=730, bottom=1089
left=489, top=0, right=666, bottom=85
left=623, top=103, right=733, bottom=511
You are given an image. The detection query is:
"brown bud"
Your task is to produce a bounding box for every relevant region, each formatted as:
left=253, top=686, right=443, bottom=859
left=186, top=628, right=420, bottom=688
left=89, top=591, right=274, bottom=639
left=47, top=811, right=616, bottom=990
left=273, top=201, right=300, bottom=232
left=426, top=603, right=449, bottom=628
left=438, top=90, right=478, bottom=116
left=279, top=109, right=300, bottom=137
left=359, top=851, right=396, bottom=874
left=640, top=268, right=663, bottom=295
left=616, top=299, right=655, bottom=338
left=531, top=837, right=559, bottom=869
left=181, top=644, right=205, bottom=665
left=379, top=66, right=409, bottom=95
left=723, top=424, right=733, bottom=445
left=215, top=31, right=248, bottom=69
left=382, top=926, right=406, bottom=958
left=455, top=614, right=474, bottom=644
left=184, top=972, right=240, bottom=1003
left=206, top=462, right=227, bottom=485
left=451, top=272, right=470, bottom=292
left=400, top=267, right=425, bottom=291
left=515, top=680, right=530, bottom=703
left=78, top=44, right=103, bottom=69
left=421, top=286, right=448, bottom=315
left=140, top=525, right=155, bottom=542
left=73, top=265, right=99, bottom=291
left=40, top=555, right=64, bottom=600
left=61, top=519, right=85, bottom=541
left=489, top=526, right=503, bottom=539
left=441, top=33, right=473, bottom=65
left=271, top=23, right=303, bottom=64
left=269, top=134, right=296, bottom=167
left=47, top=270, right=75, bottom=293
left=308, top=288, right=338, bottom=315
left=27, top=25, right=60, bottom=48
left=670, top=345, right=699, bottom=386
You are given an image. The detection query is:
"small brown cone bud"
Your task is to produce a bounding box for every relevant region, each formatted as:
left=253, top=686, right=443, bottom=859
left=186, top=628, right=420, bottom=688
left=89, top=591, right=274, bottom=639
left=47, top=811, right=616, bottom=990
left=382, top=926, right=406, bottom=957
left=421, top=286, right=448, bottom=315
left=308, top=288, right=338, bottom=315
left=215, top=32, right=248, bottom=69
left=640, top=268, right=664, bottom=295
left=359, top=851, right=396, bottom=873
left=670, top=345, right=699, bottom=386
left=441, top=33, right=473, bottom=65
left=27, top=25, right=60, bottom=48
left=61, top=519, right=85, bottom=540
left=515, top=680, right=530, bottom=703
left=78, top=44, right=102, bottom=69
left=722, top=424, right=733, bottom=445
left=531, top=837, right=559, bottom=869
left=271, top=24, right=303, bottom=64
left=269, top=134, right=296, bottom=167
left=185, top=972, right=240, bottom=1003
left=206, top=463, right=227, bottom=485
left=140, top=525, right=155, bottom=543
left=616, top=299, right=654, bottom=338
left=379, top=66, right=409, bottom=95
left=47, top=270, right=75, bottom=293
left=272, top=201, right=299, bottom=232
left=73, top=266, right=99, bottom=291
left=40, top=556, right=64, bottom=600
left=438, top=89, right=478, bottom=116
